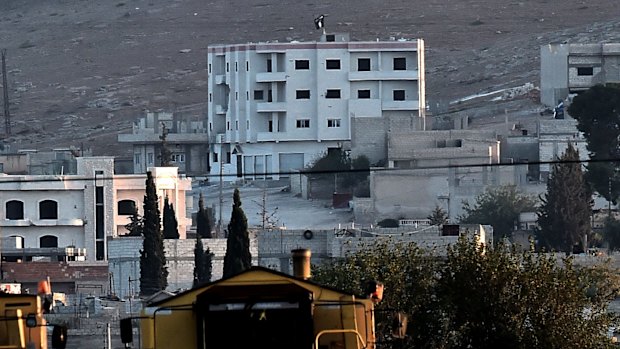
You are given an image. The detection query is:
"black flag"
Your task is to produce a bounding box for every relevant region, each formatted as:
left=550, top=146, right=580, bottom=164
left=314, top=15, right=325, bottom=30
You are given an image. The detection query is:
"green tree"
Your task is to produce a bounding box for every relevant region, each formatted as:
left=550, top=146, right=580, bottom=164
left=537, top=143, right=592, bottom=252
left=140, top=171, right=168, bottom=296
left=314, top=237, right=619, bottom=349
left=193, top=238, right=213, bottom=287
left=427, top=205, right=449, bottom=226
left=603, top=216, right=620, bottom=251
left=124, top=205, right=143, bottom=237
left=159, top=122, right=173, bottom=166
left=569, top=84, right=620, bottom=202
left=197, top=193, right=213, bottom=238
left=459, top=185, right=537, bottom=240
left=162, top=196, right=180, bottom=239
left=222, top=189, right=251, bottom=278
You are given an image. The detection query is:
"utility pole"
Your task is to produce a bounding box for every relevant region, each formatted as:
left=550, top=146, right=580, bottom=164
left=1, top=49, right=11, bottom=136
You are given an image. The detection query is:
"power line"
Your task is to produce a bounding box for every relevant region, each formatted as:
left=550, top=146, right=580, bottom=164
left=0, top=156, right=615, bottom=184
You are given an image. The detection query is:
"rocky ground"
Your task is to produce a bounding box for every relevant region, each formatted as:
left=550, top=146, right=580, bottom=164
left=0, top=0, right=619, bottom=155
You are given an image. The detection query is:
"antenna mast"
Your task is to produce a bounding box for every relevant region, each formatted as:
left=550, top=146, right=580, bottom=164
left=1, top=49, right=11, bottom=136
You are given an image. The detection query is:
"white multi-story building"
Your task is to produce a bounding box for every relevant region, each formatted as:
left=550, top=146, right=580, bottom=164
left=0, top=157, right=192, bottom=262
left=207, top=34, right=426, bottom=180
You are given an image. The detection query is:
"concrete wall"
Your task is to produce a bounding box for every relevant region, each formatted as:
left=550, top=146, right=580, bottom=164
left=540, top=44, right=569, bottom=107
left=350, top=117, right=388, bottom=165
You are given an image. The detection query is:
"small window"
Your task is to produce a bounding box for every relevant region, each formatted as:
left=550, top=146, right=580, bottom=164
left=235, top=62, right=238, bottom=72
left=236, top=121, right=239, bottom=130
left=247, top=120, right=250, bottom=130
left=118, top=200, right=136, bottom=215
left=6, top=200, right=24, bottom=220
left=393, top=90, right=405, bottom=101
left=327, top=119, right=341, bottom=128
left=235, top=92, right=238, bottom=100
left=226, top=152, right=231, bottom=164
left=40, top=200, right=58, bottom=220
left=295, top=60, right=310, bottom=70
left=40, top=235, right=58, bottom=248
left=227, top=121, right=230, bottom=130
left=577, top=67, right=594, bottom=76
left=213, top=152, right=219, bottom=163
left=358, top=90, right=371, bottom=99
left=296, top=90, right=310, bottom=99
left=267, top=59, right=272, bottom=72
left=326, top=59, right=341, bottom=70
left=326, top=89, right=341, bottom=99
left=226, top=62, right=229, bottom=72
left=358, top=58, right=371, bottom=71
left=208, top=63, right=212, bottom=74
left=393, top=57, right=406, bottom=70
left=147, top=153, right=154, bottom=164
left=209, top=123, right=213, bottom=131
left=296, top=119, right=310, bottom=128
left=172, top=154, right=186, bottom=163
left=134, top=154, right=140, bottom=165
left=209, top=93, right=212, bottom=102
left=246, top=61, right=249, bottom=71
left=246, top=91, right=249, bottom=100
left=254, top=90, right=264, bottom=100
left=326, top=34, right=335, bottom=42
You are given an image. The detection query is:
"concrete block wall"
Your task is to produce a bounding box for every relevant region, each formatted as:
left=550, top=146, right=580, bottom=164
left=351, top=117, right=388, bottom=165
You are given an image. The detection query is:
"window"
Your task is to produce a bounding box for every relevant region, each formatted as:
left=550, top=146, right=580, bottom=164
left=358, top=58, right=371, bottom=71
left=325, top=89, right=341, bottom=99
left=325, top=34, right=335, bottom=42
left=213, top=152, right=219, bottom=163
left=327, top=118, right=341, bottom=128
left=235, top=62, right=238, bottom=71
left=226, top=152, right=231, bottom=164
left=358, top=89, right=371, bottom=99
left=209, top=93, right=212, bottom=102
left=227, top=121, right=230, bottom=130
left=208, top=63, right=212, bottom=74
left=268, top=120, right=273, bottom=132
left=296, top=119, right=310, bottom=128
left=172, top=154, right=186, bottom=163
left=296, top=90, right=310, bottom=99
left=393, top=90, right=405, bottom=101
left=326, top=59, right=341, bottom=70
left=147, top=152, right=154, bottom=164
left=577, top=67, right=594, bottom=76
left=10, top=236, right=24, bottom=249
left=246, top=91, right=249, bottom=100
left=267, top=59, right=272, bottom=72
left=226, top=62, right=229, bottom=72
left=134, top=154, right=140, bottom=165
left=118, top=200, right=136, bottom=215
left=247, top=120, right=250, bottom=130
left=295, top=60, right=310, bottom=70
left=6, top=200, right=24, bottom=220
left=235, top=120, right=239, bottom=130
left=254, top=90, right=264, bottom=100
left=39, top=200, right=58, bottom=220
left=393, top=57, right=406, bottom=70
left=246, top=61, right=249, bottom=71
left=235, top=92, right=238, bottom=100
left=40, top=235, right=58, bottom=248
left=209, top=122, right=213, bottom=131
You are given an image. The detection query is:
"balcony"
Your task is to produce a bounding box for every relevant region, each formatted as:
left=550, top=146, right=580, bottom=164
left=215, top=74, right=226, bottom=85
left=348, top=70, right=419, bottom=81
left=256, top=102, right=287, bottom=113
left=256, top=72, right=287, bottom=83
left=382, top=100, right=419, bottom=111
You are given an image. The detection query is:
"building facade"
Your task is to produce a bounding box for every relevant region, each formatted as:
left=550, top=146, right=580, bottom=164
left=207, top=34, right=426, bottom=180
left=118, top=110, right=209, bottom=177
left=0, top=157, right=192, bottom=262
left=541, top=43, right=620, bottom=107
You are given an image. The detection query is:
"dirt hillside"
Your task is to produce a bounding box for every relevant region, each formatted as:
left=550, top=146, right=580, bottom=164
left=1, top=0, right=619, bottom=154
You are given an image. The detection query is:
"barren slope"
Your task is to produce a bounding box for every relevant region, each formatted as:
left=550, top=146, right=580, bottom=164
left=0, top=0, right=619, bottom=154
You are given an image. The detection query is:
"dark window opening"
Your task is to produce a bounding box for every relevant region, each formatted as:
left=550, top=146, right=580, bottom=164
left=326, top=89, right=341, bottom=99
left=40, top=235, right=58, bottom=248
left=117, top=200, right=136, bottom=216
left=577, top=67, right=594, bottom=76
left=358, top=90, right=371, bottom=99
left=39, top=200, right=58, bottom=220
left=226, top=152, right=231, bottom=164
left=326, top=34, right=335, bottom=42
left=326, top=59, right=341, bottom=70
left=254, top=90, right=264, bottom=100
left=213, top=152, right=219, bottom=163
left=393, top=57, right=406, bottom=70
left=295, top=60, right=310, bottom=70
left=268, top=120, right=273, bottom=132
left=267, top=90, right=273, bottom=102
left=6, top=200, right=24, bottom=220
left=393, top=90, right=405, bottom=101
left=267, top=59, right=272, bottom=72
left=296, top=90, right=310, bottom=99
left=358, top=58, right=371, bottom=71
left=96, top=241, right=105, bottom=261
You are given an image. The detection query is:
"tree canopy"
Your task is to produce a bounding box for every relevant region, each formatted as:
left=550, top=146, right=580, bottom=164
left=223, top=188, right=251, bottom=278
left=427, top=205, right=449, bottom=226
left=313, top=238, right=619, bottom=348
left=459, top=185, right=538, bottom=240
left=193, top=238, right=213, bottom=287
left=569, top=84, right=620, bottom=202
left=196, top=193, right=213, bottom=238
left=140, top=171, right=168, bottom=296
left=162, top=196, right=180, bottom=239
left=537, top=143, right=592, bottom=252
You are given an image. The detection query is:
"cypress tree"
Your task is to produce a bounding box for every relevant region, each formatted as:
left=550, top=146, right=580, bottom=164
left=223, top=189, right=251, bottom=278
left=537, top=143, right=592, bottom=252
left=196, top=193, right=212, bottom=238
left=163, top=196, right=180, bottom=239
left=140, top=171, right=168, bottom=296
left=124, top=205, right=143, bottom=237
left=193, top=238, right=213, bottom=287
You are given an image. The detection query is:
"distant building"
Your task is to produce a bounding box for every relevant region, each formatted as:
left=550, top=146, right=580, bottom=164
left=540, top=43, right=620, bottom=107
left=118, top=110, right=209, bottom=177
left=207, top=34, right=426, bottom=180
left=0, top=157, right=192, bottom=263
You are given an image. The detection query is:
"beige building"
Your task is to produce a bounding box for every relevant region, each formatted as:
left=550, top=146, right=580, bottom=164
left=0, top=157, right=192, bottom=262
